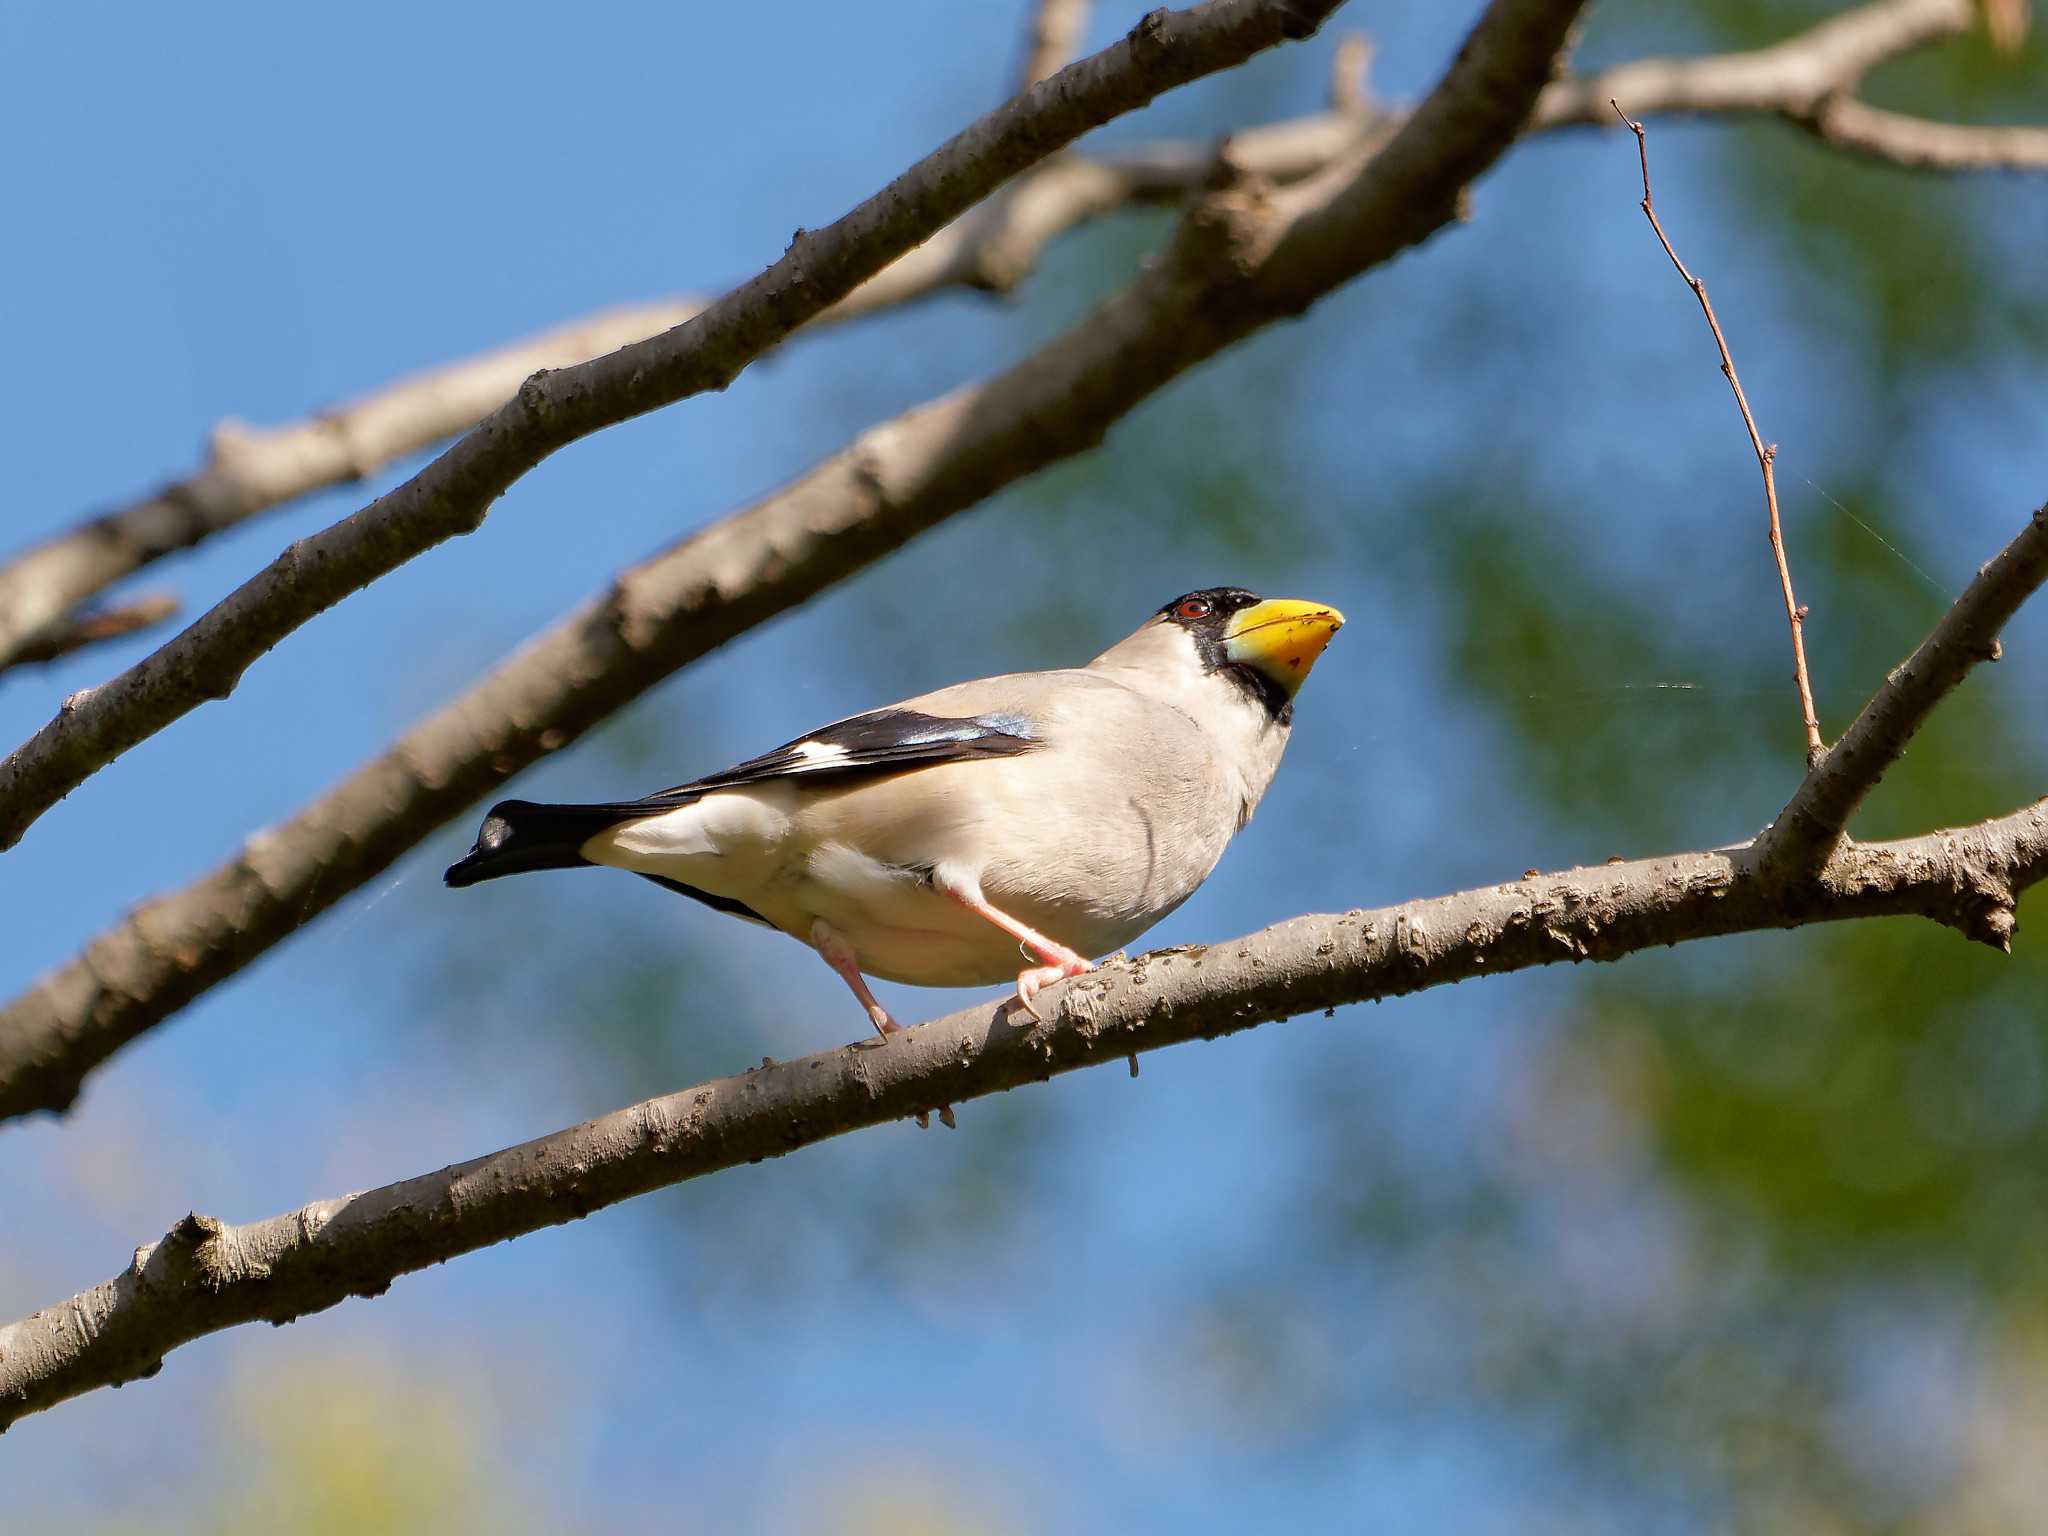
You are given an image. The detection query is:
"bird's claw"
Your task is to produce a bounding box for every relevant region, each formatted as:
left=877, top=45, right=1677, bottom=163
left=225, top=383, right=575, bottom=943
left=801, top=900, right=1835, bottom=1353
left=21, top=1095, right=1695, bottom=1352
left=1012, top=955, right=1094, bottom=1020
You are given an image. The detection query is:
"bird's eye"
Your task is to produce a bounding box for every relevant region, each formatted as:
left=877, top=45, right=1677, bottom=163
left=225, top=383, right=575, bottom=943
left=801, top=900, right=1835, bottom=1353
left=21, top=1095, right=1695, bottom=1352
left=1176, top=598, right=1213, bottom=620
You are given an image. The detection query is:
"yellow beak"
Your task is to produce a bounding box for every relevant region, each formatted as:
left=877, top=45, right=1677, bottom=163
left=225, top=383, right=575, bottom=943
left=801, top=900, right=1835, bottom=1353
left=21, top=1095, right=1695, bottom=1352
left=1221, top=598, right=1345, bottom=695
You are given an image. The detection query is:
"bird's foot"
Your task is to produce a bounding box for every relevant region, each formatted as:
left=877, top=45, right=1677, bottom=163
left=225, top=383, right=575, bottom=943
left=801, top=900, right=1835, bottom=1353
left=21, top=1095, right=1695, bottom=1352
left=1012, top=954, right=1094, bottom=1021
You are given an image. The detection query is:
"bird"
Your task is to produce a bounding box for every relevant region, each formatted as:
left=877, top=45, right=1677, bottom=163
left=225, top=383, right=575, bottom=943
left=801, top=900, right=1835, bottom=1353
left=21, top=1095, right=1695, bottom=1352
left=445, top=587, right=1343, bottom=1055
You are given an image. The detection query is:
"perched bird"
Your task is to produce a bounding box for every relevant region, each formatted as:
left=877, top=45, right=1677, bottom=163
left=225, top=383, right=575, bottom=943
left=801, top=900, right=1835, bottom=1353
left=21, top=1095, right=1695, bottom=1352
left=446, top=588, right=1342, bottom=1041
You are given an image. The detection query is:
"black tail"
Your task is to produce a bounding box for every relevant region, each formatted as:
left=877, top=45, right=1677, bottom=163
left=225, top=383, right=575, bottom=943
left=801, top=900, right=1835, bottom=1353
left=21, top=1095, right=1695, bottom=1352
left=444, top=799, right=644, bottom=887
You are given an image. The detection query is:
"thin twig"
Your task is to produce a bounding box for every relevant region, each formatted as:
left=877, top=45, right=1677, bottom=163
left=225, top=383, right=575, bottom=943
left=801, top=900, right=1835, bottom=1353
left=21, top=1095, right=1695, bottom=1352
left=1613, top=99, right=1826, bottom=764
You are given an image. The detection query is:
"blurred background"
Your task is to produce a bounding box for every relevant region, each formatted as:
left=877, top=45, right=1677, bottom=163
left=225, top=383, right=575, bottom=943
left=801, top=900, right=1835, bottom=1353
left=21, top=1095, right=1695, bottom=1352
left=4, top=1, right=2046, bottom=1530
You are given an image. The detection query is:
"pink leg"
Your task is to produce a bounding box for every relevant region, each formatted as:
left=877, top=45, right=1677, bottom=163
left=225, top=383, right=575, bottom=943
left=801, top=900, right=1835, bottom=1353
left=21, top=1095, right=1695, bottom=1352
left=811, top=919, right=898, bottom=1037
left=937, top=880, right=1093, bottom=1020
left=809, top=920, right=954, bottom=1130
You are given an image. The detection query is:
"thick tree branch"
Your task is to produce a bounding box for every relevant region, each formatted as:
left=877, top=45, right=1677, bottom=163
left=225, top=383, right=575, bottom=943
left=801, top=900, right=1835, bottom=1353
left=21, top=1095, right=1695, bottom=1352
left=0, top=0, right=1585, bottom=1125
left=0, top=0, right=1347, bottom=849
left=8, top=0, right=2036, bottom=682
left=4, top=795, right=2043, bottom=1431
left=1758, top=505, right=2048, bottom=873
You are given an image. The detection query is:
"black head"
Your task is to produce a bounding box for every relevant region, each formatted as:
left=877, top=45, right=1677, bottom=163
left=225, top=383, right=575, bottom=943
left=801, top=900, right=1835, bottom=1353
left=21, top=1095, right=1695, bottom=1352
left=1156, top=587, right=1266, bottom=635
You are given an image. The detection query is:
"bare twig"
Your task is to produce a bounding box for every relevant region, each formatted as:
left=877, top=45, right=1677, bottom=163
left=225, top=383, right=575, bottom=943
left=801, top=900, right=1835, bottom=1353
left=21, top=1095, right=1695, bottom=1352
left=4, top=791, right=2044, bottom=1429
left=0, top=0, right=1588, bottom=1124
left=10, top=0, right=2041, bottom=677
left=1614, top=101, right=1826, bottom=763
left=8, top=595, right=180, bottom=669
left=1758, top=505, right=2048, bottom=873
left=0, top=0, right=1349, bottom=853
left=1020, top=0, right=1095, bottom=90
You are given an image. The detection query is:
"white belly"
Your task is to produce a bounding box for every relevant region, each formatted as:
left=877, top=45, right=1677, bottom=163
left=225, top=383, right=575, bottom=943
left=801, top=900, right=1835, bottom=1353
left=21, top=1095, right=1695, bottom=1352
left=580, top=767, right=1226, bottom=989
left=794, top=840, right=1176, bottom=987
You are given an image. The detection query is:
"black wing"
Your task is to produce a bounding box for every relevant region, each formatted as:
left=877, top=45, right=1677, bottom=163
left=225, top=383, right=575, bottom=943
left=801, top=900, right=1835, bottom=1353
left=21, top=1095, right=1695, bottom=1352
left=445, top=707, right=1041, bottom=894
left=640, top=706, right=1042, bottom=805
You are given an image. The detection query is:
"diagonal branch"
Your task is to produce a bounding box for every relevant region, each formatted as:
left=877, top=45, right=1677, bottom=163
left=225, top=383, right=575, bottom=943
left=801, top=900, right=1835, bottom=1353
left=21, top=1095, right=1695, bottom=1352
left=0, top=0, right=1587, bottom=1125
left=0, top=0, right=1348, bottom=852
left=1757, top=504, right=2048, bottom=872
left=4, top=794, right=2043, bottom=1431
left=9, top=0, right=2039, bottom=681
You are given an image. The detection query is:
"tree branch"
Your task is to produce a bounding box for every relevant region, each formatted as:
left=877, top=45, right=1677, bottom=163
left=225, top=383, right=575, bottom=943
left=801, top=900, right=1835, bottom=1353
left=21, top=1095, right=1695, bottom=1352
left=0, top=0, right=1586, bottom=1125
left=1539, top=0, right=1974, bottom=125
left=1757, top=505, right=2048, bottom=874
left=1806, top=93, right=2048, bottom=172
left=4, top=792, right=2043, bottom=1431
left=6, top=595, right=180, bottom=669
left=0, top=0, right=1348, bottom=850
left=8, top=0, right=2037, bottom=681
left=1537, top=0, right=2048, bottom=172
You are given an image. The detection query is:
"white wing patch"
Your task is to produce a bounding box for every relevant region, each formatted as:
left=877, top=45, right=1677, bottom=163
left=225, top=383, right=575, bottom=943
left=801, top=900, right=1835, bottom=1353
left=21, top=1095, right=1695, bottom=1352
left=788, top=740, right=853, bottom=769
left=637, top=708, right=1042, bottom=803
